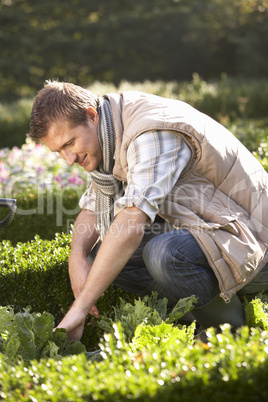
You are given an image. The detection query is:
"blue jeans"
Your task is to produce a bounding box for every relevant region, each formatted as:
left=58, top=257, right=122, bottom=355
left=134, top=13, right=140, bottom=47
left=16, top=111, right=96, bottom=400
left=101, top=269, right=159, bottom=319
left=111, top=224, right=268, bottom=308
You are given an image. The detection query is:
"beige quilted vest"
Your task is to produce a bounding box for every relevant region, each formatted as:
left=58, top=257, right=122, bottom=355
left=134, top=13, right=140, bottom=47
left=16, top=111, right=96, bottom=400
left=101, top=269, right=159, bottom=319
left=104, top=91, right=268, bottom=302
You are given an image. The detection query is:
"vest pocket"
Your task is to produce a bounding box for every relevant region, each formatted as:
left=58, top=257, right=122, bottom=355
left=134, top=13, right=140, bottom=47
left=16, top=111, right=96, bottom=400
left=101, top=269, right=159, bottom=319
left=210, top=217, right=265, bottom=284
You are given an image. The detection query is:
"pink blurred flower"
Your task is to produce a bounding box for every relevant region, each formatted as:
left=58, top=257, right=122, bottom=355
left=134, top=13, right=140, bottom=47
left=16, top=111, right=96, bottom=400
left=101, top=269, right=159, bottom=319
left=36, top=166, right=44, bottom=173
left=0, top=168, right=10, bottom=182
left=68, top=173, right=85, bottom=185
left=54, top=174, right=63, bottom=183
left=35, top=143, right=46, bottom=156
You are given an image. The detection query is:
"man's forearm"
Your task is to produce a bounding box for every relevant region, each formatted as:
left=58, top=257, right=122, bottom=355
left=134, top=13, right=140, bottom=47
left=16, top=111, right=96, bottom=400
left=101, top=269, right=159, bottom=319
left=73, top=207, right=148, bottom=313
left=70, top=209, right=99, bottom=258
left=57, top=207, right=148, bottom=335
left=68, top=209, right=99, bottom=299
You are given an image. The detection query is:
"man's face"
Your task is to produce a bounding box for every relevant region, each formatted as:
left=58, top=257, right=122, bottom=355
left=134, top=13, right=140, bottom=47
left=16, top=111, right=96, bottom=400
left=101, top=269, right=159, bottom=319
left=42, top=108, right=102, bottom=172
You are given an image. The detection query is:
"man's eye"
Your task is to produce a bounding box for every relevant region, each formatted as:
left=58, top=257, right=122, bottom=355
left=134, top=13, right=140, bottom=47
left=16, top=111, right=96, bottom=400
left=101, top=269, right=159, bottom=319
left=66, top=140, right=74, bottom=147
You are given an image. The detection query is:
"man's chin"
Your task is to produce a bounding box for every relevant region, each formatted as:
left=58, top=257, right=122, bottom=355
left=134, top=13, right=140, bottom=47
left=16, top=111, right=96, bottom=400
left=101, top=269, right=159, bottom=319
left=84, top=163, right=96, bottom=173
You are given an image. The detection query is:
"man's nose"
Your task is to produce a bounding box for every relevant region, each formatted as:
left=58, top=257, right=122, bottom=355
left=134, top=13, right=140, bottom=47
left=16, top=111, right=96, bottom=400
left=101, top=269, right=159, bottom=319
left=62, top=150, right=76, bottom=166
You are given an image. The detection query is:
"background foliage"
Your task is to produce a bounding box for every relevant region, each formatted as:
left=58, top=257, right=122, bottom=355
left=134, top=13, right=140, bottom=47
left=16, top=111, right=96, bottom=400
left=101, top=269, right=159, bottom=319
left=1, top=78, right=268, bottom=244
left=1, top=75, right=268, bottom=149
left=0, top=0, right=267, bottom=100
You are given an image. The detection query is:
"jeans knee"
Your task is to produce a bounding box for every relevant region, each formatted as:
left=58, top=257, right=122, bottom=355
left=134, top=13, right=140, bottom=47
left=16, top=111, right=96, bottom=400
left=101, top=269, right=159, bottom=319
left=142, top=235, right=169, bottom=274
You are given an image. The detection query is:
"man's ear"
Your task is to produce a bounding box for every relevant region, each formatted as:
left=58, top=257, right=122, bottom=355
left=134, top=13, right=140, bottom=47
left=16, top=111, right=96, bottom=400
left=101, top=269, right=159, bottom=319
left=86, top=107, right=99, bottom=124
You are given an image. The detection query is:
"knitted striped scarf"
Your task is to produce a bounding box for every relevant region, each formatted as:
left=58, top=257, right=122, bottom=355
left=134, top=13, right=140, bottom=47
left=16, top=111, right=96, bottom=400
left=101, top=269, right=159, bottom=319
left=91, top=98, right=122, bottom=240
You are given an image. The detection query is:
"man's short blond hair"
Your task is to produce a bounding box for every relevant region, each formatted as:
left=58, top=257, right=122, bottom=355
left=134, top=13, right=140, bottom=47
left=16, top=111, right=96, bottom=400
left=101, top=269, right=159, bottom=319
left=28, top=80, right=99, bottom=142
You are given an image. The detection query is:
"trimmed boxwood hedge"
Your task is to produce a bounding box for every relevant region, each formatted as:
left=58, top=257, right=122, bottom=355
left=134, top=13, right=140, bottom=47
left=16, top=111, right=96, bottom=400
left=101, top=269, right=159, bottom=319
left=1, top=198, right=268, bottom=401
left=0, top=323, right=268, bottom=401
left=0, top=189, right=83, bottom=245
left=1, top=232, right=268, bottom=400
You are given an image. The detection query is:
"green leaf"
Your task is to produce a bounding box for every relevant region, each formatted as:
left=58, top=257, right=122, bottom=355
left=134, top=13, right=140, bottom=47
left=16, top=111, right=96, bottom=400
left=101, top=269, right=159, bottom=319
left=33, top=311, right=55, bottom=338
left=166, top=295, right=198, bottom=324
left=60, top=340, right=86, bottom=356
left=51, top=328, right=86, bottom=357
left=32, top=311, right=55, bottom=358
left=141, top=292, right=168, bottom=318
left=132, top=321, right=196, bottom=352
left=0, top=306, right=86, bottom=363
left=0, top=306, right=15, bottom=333
left=99, top=293, right=197, bottom=343
left=2, top=334, right=20, bottom=363
left=14, top=311, right=36, bottom=361
left=99, top=294, right=163, bottom=342
left=40, top=340, right=60, bottom=359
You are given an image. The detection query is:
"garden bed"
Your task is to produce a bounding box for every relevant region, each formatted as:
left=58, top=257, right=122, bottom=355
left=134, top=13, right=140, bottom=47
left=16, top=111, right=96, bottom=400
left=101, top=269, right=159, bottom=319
left=1, top=78, right=268, bottom=400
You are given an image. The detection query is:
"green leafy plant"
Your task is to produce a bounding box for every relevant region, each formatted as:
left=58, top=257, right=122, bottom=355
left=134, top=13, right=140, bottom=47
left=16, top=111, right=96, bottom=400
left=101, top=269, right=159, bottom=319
left=131, top=321, right=196, bottom=352
left=0, top=306, right=86, bottom=364
left=98, top=291, right=198, bottom=342
left=244, top=293, right=268, bottom=330
left=0, top=233, right=135, bottom=350
left=0, top=294, right=268, bottom=400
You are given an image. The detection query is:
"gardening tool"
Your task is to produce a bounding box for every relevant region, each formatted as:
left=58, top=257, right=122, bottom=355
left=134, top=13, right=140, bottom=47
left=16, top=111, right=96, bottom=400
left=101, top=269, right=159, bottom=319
left=0, top=198, right=17, bottom=231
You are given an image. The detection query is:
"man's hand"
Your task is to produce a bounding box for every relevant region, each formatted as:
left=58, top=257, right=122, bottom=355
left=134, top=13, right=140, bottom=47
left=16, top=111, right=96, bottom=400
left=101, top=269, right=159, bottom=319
left=56, top=303, right=87, bottom=341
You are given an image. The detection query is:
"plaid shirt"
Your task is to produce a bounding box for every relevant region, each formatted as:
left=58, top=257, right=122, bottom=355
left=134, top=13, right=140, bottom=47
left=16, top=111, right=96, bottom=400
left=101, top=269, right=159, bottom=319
left=79, top=130, right=191, bottom=223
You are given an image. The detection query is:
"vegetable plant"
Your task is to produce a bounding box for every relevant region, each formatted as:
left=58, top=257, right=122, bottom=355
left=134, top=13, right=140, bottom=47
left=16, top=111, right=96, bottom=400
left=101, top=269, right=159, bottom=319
left=0, top=306, right=85, bottom=365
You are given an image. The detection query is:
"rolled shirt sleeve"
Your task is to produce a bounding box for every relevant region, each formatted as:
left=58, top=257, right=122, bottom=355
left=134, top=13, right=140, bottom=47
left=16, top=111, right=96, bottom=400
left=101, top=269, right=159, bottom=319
left=114, top=130, right=191, bottom=223
left=79, top=182, right=96, bottom=211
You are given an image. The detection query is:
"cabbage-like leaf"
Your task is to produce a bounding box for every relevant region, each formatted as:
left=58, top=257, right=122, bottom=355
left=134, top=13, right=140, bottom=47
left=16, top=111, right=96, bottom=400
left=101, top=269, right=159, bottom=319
left=0, top=306, right=15, bottom=333
left=40, top=340, right=60, bottom=359
left=3, top=334, right=20, bottom=362
left=51, top=328, right=86, bottom=356
left=99, top=292, right=197, bottom=343
left=166, top=295, right=198, bottom=324
left=0, top=305, right=86, bottom=364
left=132, top=321, right=196, bottom=352
left=33, top=311, right=55, bottom=358
left=14, top=311, right=36, bottom=361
